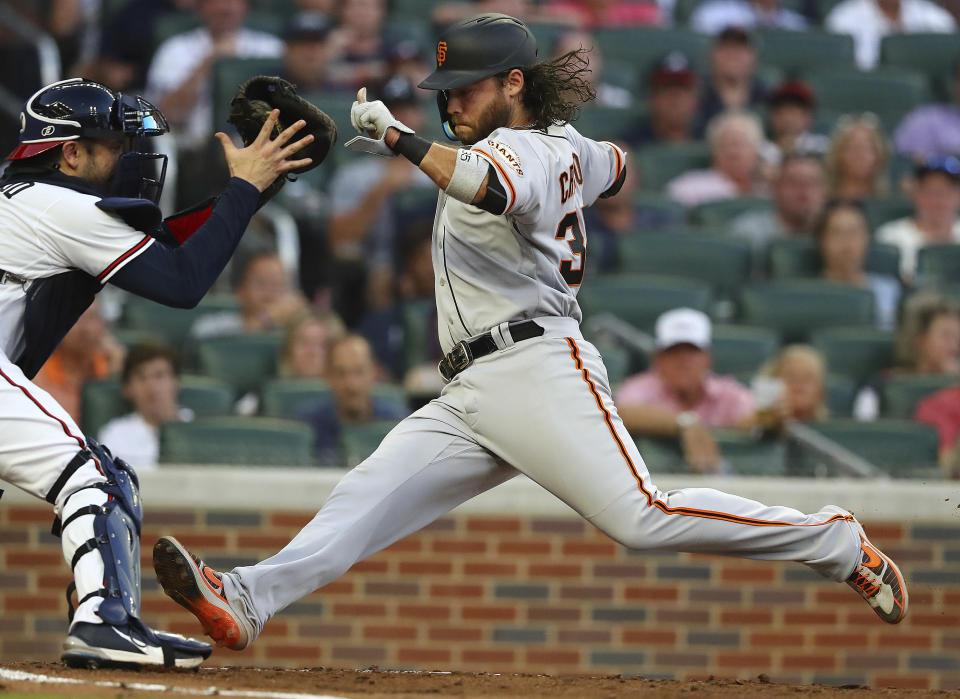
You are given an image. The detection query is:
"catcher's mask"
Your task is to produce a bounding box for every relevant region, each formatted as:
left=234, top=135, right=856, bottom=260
left=418, top=13, right=537, bottom=141
left=8, top=78, right=170, bottom=203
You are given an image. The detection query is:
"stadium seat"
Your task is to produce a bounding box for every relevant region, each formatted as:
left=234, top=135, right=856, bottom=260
left=631, top=192, right=688, bottom=226
left=81, top=375, right=235, bottom=437
left=577, top=274, right=713, bottom=331
left=593, top=340, right=632, bottom=388
left=767, top=239, right=901, bottom=280
left=260, top=378, right=332, bottom=419
left=211, top=57, right=284, bottom=130
left=825, top=374, right=857, bottom=418
left=341, top=421, right=400, bottom=468
left=797, top=419, right=940, bottom=478
left=738, top=281, right=875, bottom=343
left=634, top=432, right=787, bottom=476
left=755, top=30, right=856, bottom=76
left=808, top=69, right=930, bottom=132
left=711, top=324, right=780, bottom=376
left=111, top=328, right=166, bottom=349
left=120, top=294, right=240, bottom=348
left=593, top=28, right=711, bottom=79
left=810, top=327, right=895, bottom=385
left=862, top=196, right=914, bottom=230
left=881, top=373, right=959, bottom=419
left=153, top=12, right=201, bottom=48
left=691, top=197, right=772, bottom=226
left=402, top=298, right=437, bottom=374
left=916, top=244, right=960, bottom=286
left=159, top=417, right=315, bottom=466
left=196, top=333, right=284, bottom=397
left=618, top=232, right=752, bottom=298
left=635, top=142, right=711, bottom=191
left=575, top=106, right=641, bottom=141
left=879, top=33, right=960, bottom=98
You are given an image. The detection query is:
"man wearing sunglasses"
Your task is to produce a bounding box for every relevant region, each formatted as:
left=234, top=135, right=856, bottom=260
left=0, top=77, right=313, bottom=668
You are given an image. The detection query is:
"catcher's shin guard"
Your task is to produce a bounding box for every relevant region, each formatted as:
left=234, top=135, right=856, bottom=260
left=55, top=440, right=211, bottom=667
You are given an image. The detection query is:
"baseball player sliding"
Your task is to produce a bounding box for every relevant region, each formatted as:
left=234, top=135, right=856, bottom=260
left=0, top=78, right=328, bottom=667
left=155, top=14, right=906, bottom=654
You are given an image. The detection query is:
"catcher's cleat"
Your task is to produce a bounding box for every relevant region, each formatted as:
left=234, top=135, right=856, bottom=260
left=62, top=620, right=210, bottom=669
left=846, top=526, right=908, bottom=624
left=153, top=536, right=253, bottom=650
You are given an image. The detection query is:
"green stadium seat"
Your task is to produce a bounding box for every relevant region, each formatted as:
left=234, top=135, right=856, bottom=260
left=601, top=59, right=641, bottom=92
left=618, top=232, right=752, bottom=298
left=402, top=299, right=437, bottom=373
left=862, top=196, right=914, bottom=230
left=633, top=432, right=787, bottom=476
left=577, top=274, right=713, bottom=331
left=120, top=294, right=240, bottom=348
left=341, top=421, right=400, bottom=468
left=739, top=281, right=875, bottom=343
left=196, top=333, right=284, bottom=396
left=879, top=34, right=960, bottom=97
left=916, top=244, right=960, bottom=286
left=211, top=57, right=284, bottom=130
left=261, top=378, right=332, bottom=418
left=635, top=142, right=711, bottom=191
left=153, top=12, right=201, bottom=48
left=631, top=191, right=687, bottom=226
left=798, top=419, right=940, bottom=477
left=81, top=375, right=235, bottom=437
left=634, top=436, right=687, bottom=474
left=574, top=106, right=641, bottom=141
left=594, top=341, right=632, bottom=388
left=808, top=69, right=930, bottom=132
left=825, top=374, right=857, bottom=418
left=755, top=30, right=856, bottom=75
left=112, top=328, right=166, bottom=349
left=882, top=373, right=959, bottom=419
left=711, top=324, right=780, bottom=376
left=593, top=28, right=711, bottom=78
left=160, top=417, right=315, bottom=466
left=691, top=198, right=772, bottom=226
left=371, top=383, right=409, bottom=413
left=767, top=239, right=901, bottom=280
left=810, top=327, right=895, bottom=385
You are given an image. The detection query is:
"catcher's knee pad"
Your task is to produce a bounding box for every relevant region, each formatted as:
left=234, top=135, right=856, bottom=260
left=55, top=439, right=144, bottom=625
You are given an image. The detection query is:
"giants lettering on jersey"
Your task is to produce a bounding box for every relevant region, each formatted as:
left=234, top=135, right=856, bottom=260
left=559, top=154, right=583, bottom=204
left=486, top=140, right=523, bottom=175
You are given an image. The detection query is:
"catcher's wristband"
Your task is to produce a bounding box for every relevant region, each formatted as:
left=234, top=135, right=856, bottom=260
left=392, top=131, right=432, bottom=166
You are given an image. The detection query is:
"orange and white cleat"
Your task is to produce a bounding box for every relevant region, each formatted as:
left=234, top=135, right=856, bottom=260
left=153, top=536, right=254, bottom=650
left=846, top=530, right=909, bottom=624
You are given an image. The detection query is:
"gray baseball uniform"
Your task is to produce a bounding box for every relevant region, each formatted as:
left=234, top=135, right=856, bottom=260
left=222, top=123, right=861, bottom=638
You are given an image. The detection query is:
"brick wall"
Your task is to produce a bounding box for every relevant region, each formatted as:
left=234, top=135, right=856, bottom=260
left=2, top=481, right=958, bottom=689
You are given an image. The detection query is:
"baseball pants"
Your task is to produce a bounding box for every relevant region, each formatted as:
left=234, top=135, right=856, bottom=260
left=224, top=318, right=862, bottom=638
left=0, top=355, right=111, bottom=626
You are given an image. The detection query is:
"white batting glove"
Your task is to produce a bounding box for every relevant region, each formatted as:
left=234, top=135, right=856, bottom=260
left=344, top=87, right=414, bottom=157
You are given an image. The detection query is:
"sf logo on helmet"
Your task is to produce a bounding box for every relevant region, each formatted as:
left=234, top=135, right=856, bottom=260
left=437, top=41, right=447, bottom=67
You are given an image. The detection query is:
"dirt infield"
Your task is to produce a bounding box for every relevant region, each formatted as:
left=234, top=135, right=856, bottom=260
left=1, top=662, right=958, bottom=698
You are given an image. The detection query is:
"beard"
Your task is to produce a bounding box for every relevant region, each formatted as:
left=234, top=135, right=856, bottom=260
left=453, top=91, right=513, bottom=146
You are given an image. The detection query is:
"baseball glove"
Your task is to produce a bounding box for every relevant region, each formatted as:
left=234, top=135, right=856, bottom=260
left=228, top=75, right=337, bottom=206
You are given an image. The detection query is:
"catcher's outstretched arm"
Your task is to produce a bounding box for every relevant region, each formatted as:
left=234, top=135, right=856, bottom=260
left=109, top=178, right=259, bottom=308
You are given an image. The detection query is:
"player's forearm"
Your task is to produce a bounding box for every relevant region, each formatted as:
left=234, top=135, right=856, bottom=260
left=617, top=403, right=684, bottom=437
left=110, top=177, right=259, bottom=307
left=386, top=127, right=487, bottom=204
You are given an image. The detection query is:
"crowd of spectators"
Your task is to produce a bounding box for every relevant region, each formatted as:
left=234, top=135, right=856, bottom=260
left=3, top=0, right=960, bottom=476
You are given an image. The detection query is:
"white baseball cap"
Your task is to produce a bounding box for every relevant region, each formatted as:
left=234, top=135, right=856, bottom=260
left=655, top=308, right=711, bottom=350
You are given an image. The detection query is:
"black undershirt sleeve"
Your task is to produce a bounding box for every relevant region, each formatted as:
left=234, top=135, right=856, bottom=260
left=475, top=164, right=508, bottom=215
left=599, top=162, right=627, bottom=199
left=109, top=177, right=259, bottom=307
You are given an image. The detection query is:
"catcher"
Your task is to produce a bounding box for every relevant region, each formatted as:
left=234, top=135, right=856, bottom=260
left=0, top=76, right=332, bottom=668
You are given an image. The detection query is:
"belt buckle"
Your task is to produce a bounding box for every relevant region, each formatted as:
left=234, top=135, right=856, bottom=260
left=449, top=341, right=473, bottom=373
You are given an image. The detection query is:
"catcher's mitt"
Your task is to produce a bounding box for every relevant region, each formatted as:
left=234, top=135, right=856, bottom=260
left=228, top=75, right=337, bottom=206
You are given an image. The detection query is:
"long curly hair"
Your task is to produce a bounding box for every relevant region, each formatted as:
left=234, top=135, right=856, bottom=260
left=512, top=47, right=596, bottom=130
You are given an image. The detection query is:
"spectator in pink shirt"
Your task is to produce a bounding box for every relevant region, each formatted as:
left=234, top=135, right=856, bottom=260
left=914, top=383, right=960, bottom=477
left=616, top=308, right=756, bottom=473
left=546, top=0, right=662, bottom=28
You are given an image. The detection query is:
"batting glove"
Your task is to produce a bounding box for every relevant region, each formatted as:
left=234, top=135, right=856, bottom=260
left=345, top=87, right=414, bottom=157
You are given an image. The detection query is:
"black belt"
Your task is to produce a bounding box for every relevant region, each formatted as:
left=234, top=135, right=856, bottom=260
left=439, top=320, right=544, bottom=382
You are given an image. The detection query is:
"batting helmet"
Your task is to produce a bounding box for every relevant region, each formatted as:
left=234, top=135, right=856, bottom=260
left=7, top=78, right=170, bottom=203
left=418, top=13, right=537, bottom=91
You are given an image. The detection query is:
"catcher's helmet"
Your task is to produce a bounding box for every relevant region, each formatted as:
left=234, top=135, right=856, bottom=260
left=7, top=78, right=170, bottom=203
left=418, top=14, right=537, bottom=141
left=418, top=13, right=537, bottom=91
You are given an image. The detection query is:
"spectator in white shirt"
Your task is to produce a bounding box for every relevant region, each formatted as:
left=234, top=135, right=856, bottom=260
left=826, top=0, right=956, bottom=70
left=691, top=0, right=807, bottom=34
left=98, top=343, right=193, bottom=471
left=877, top=157, right=960, bottom=284
left=146, top=0, right=284, bottom=150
